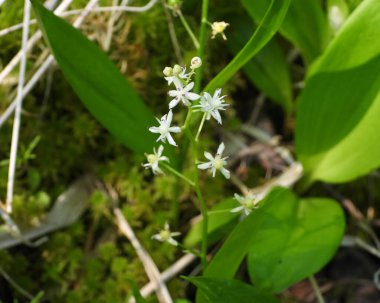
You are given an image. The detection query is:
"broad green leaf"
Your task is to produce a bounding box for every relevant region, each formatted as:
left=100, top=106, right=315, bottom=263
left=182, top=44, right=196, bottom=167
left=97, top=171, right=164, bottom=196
left=247, top=191, right=344, bottom=292
left=228, top=13, right=293, bottom=112
left=295, top=0, right=380, bottom=184
left=31, top=0, right=156, bottom=155
left=184, top=198, right=239, bottom=247
left=202, top=188, right=344, bottom=293
left=243, top=0, right=330, bottom=63
left=204, top=0, right=291, bottom=93
left=188, top=277, right=279, bottom=303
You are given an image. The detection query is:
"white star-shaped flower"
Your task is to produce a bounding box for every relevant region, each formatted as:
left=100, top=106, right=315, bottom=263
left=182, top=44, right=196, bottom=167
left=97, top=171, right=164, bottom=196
left=165, top=67, right=189, bottom=85
left=151, top=222, right=181, bottom=246
left=149, top=110, right=181, bottom=146
left=143, top=145, right=169, bottom=174
left=230, top=193, right=259, bottom=216
left=168, top=78, right=200, bottom=109
left=194, top=88, right=229, bottom=124
left=198, top=142, right=230, bottom=179
left=211, top=21, right=229, bottom=40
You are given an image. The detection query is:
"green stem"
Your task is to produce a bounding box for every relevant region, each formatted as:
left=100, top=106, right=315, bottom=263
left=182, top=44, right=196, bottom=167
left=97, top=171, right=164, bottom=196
left=309, top=275, right=326, bottom=303
left=162, top=163, right=195, bottom=187
left=177, top=10, right=200, bottom=49
left=195, top=113, right=206, bottom=141
left=195, top=0, right=209, bottom=93
left=182, top=107, right=193, bottom=130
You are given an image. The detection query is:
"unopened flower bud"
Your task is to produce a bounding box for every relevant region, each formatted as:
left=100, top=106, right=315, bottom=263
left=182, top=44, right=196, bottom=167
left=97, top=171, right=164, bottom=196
left=172, top=64, right=182, bottom=75
left=163, top=67, right=173, bottom=76
left=190, top=57, right=202, bottom=69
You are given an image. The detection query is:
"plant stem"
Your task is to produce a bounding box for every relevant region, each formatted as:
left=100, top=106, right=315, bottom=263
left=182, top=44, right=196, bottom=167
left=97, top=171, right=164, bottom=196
left=195, top=113, right=206, bottom=141
left=309, top=275, right=326, bottom=303
left=182, top=107, right=193, bottom=130
left=195, top=0, right=209, bottom=93
left=177, top=10, right=200, bottom=49
left=162, top=163, right=195, bottom=187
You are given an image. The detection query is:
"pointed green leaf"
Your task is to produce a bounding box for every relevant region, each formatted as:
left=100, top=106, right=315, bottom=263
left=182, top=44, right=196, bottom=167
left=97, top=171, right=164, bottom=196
left=227, top=13, right=293, bottom=112
left=247, top=191, right=344, bottom=292
left=188, top=277, right=279, bottom=303
left=205, top=0, right=291, bottom=93
left=184, top=198, right=239, bottom=247
left=296, top=0, right=380, bottom=183
left=31, top=0, right=156, bottom=155
left=243, top=0, right=330, bottom=63
left=202, top=188, right=344, bottom=293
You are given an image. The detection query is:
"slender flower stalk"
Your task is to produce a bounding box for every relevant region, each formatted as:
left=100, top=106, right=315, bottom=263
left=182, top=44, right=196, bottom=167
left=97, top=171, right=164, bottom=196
left=195, top=0, right=209, bottom=92
left=162, top=163, right=195, bottom=187
left=177, top=10, right=200, bottom=49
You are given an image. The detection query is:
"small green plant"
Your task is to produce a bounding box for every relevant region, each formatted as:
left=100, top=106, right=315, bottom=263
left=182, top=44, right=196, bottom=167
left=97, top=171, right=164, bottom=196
left=2, top=0, right=380, bottom=301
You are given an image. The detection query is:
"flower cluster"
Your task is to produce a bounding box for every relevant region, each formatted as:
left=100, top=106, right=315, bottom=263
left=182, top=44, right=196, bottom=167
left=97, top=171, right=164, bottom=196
left=144, top=57, right=230, bottom=179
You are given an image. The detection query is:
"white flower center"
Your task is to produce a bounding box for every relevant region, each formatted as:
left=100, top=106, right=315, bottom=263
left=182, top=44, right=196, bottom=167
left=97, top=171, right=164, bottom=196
left=159, top=123, right=169, bottom=134
left=213, top=156, right=224, bottom=170
left=242, top=197, right=255, bottom=209
left=147, top=154, right=159, bottom=164
left=159, top=229, right=171, bottom=241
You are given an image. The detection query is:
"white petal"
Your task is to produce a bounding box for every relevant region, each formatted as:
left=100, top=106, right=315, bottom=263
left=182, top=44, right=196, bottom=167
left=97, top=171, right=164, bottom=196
left=164, top=222, right=170, bottom=230
left=204, top=152, right=214, bottom=161
left=221, top=167, right=230, bottom=179
left=169, top=126, right=181, bottom=133
left=152, top=234, right=163, bottom=241
left=198, top=162, right=212, bottom=170
left=149, top=127, right=160, bottom=133
left=217, top=142, right=225, bottom=155
left=173, top=77, right=183, bottom=89
left=168, top=90, right=179, bottom=97
left=211, top=167, right=217, bottom=177
left=165, top=76, right=175, bottom=85
left=186, top=92, right=200, bottom=101
left=230, top=206, right=244, bottom=213
left=170, top=232, right=181, bottom=237
left=211, top=110, right=222, bottom=124
left=234, top=193, right=244, bottom=203
left=202, top=92, right=212, bottom=103
left=213, top=88, right=222, bottom=99
left=157, top=145, right=164, bottom=156
left=166, top=133, right=177, bottom=146
left=169, top=98, right=180, bottom=109
left=166, top=110, right=173, bottom=125
left=153, top=167, right=163, bottom=174
left=184, top=81, right=194, bottom=92
left=159, top=156, right=169, bottom=162
left=167, top=238, right=178, bottom=246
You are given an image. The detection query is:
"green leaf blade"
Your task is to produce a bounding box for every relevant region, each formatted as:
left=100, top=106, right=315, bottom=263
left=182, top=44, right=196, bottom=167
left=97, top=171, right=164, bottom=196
left=188, top=277, right=279, bottom=303
left=227, top=13, right=293, bottom=112
left=205, top=0, right=291, bottom=93
left=201, top=188, right=344, bottom=294
left=296, top=0, right=380, bottom=183
left=243, top=0, right=330, bottom=63
left=31, top=0, right=157, bottom=155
